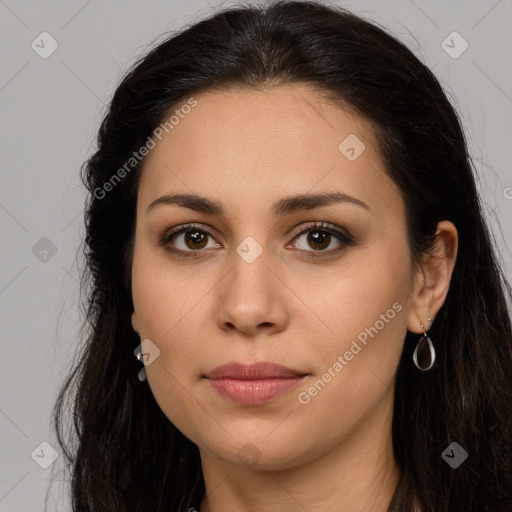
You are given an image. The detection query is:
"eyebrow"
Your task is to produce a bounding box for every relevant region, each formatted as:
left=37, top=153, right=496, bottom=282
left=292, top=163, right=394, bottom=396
left=146, top=191, right=370, bottom=217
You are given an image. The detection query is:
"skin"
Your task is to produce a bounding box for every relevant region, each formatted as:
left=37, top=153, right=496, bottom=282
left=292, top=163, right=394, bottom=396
left=130, top=84, right=458, bottom=512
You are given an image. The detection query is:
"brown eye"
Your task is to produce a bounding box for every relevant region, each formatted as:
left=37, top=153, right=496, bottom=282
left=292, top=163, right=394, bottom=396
left=305, top=230, right=331, bottom=251
left=181, top=229, right=208, bottom=250
left=289, top=222, right=354, bottom=259
left=160, top=223, right=221, bottom=257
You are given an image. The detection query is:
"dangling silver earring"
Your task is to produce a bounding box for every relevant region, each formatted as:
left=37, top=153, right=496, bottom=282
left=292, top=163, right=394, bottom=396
left=413, top=318, right=435, bottom=371
left=134, top=338, right=147, bottom=382
left=137, top=365, right=147, bottom=382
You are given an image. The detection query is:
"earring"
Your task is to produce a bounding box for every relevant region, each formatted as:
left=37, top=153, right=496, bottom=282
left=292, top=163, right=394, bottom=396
left=413, top=317, right=435, bottom=371
left=137, top=365, right=147, bottom=382
left=134, top=339, right=147, bottom=382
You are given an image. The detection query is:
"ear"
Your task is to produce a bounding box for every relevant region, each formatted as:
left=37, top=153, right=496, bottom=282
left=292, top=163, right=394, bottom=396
left=406, top=220, right=458, bottom=333
left=131, top=311, right=139, bottom=335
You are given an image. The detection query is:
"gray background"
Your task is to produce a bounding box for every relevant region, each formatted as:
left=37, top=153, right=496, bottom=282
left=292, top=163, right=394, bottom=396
left=1, top=0, right=511, bottom=510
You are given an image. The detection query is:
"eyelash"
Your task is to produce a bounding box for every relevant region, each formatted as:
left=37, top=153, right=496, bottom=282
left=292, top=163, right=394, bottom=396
left=158, top=221, right=354, bottom=260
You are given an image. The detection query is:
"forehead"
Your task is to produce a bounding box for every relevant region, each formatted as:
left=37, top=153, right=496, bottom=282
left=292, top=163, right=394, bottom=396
left=137, top=84, right=400, bottom=218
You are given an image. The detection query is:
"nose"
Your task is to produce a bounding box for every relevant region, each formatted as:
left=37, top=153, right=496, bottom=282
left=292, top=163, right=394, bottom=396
left=215, top=247, right=290, bottom=336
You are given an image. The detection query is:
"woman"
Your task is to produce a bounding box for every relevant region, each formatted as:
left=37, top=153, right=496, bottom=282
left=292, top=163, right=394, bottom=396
left=52, top=1, right=512, bottom=511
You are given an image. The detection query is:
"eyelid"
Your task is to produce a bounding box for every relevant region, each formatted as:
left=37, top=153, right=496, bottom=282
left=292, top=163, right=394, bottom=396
left=287, top=221, right=352, bottom=242
left=160, top=222, right=219, bottom=243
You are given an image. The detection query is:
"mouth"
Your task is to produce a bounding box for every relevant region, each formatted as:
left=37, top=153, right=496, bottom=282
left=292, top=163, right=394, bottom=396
left=203, top=361, right=309, bottom=405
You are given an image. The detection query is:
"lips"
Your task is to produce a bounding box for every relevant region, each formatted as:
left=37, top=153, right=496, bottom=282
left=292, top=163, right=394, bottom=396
left=203, top=362, right=309, bottom=405
left=204, top=361, right=308, bottom=380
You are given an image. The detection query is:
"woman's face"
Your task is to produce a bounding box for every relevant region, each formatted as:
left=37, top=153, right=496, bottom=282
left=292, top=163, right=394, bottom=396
left=130, top=85, right=423, bottom=470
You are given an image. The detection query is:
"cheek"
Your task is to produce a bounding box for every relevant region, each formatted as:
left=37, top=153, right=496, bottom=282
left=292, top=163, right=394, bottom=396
left=296, top=245, right=411, bottom=396
left=297, top=244, right=410, bottom=344
left=131, top=250, right=214, bottom=439
left=290, top=276, right=408, bottom=444
left=131, top=242, right=206, bottom=337
left=131, top=244, right=220, bottom=392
